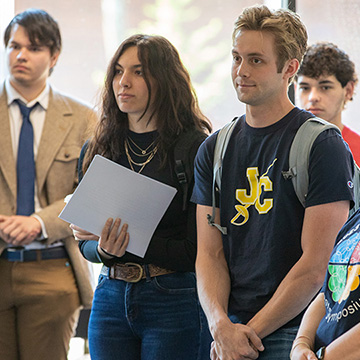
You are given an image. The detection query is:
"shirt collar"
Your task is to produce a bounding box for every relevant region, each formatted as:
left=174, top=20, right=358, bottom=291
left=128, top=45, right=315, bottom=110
left=5, top=78, right=50, bottom=110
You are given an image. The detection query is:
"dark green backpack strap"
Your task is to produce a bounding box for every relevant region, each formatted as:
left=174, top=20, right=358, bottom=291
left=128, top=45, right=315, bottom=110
left=174, top=130, right=207, bottom=211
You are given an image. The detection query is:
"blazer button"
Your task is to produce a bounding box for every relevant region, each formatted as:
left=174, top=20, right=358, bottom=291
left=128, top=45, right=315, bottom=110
left=65, top=153, right=70, bottom=158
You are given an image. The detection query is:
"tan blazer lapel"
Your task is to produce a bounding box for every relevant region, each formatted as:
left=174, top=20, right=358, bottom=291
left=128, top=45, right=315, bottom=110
left=36, top=88, right=74, bottom=192
left=0, top=84, right=17, bottom=199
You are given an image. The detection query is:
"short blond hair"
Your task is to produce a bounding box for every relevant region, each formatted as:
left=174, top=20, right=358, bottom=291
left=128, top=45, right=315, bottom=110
left=233, top=5, right=307, bottom=82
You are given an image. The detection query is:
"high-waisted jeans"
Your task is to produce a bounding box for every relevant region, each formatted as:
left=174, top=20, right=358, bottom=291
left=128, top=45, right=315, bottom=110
left=88, top=270, right=212, bottom=360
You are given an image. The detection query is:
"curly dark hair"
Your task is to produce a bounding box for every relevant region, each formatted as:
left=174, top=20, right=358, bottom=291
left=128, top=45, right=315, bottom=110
left=83, top=34, right=211, bottom=172
left=297, top=42, right=358, bottom=87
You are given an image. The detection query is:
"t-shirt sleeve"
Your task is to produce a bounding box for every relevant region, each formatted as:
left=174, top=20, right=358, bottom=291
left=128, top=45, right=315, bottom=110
left=306, top=129, right=354, bottom=208
left=191, top=132, right=218, bottom=206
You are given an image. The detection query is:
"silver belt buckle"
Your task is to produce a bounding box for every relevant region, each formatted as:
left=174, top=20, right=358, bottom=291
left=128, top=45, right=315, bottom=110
left=8, top=246, right=25, bottom=262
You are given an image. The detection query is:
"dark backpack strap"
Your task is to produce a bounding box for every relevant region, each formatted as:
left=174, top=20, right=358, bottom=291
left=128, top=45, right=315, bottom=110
left=173, top=130, right=207, bottom=211
left=78, top=140, right=90, bottom=182
left=174, top=159, right=189, bottom=212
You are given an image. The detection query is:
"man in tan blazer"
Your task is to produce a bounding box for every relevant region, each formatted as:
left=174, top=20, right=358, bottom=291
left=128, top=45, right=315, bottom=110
left=0, top=9, right=95, bottom=360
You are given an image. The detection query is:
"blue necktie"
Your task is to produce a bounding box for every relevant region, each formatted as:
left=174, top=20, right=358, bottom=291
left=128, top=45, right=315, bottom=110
left=15, top=99, right=38, bottom=216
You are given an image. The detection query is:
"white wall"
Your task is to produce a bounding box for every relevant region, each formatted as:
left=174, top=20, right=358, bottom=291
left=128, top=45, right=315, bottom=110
left=1, top=0, right=359, bottom=132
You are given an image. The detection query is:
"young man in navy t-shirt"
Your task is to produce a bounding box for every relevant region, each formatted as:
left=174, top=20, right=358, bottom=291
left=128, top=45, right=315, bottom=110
left=192, top=5, right=354, bottom=360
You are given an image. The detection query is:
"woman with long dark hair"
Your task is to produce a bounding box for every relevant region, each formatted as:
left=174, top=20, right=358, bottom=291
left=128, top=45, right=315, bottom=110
left=71, top=34, right=212, bottom=359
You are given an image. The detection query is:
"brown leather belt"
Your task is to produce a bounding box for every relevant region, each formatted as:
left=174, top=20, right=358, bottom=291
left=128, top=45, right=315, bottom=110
left=101, top=263, right=175, bottom=283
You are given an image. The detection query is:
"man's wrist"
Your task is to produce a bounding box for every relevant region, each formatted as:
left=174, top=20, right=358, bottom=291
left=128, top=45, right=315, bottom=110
left=31, top=215, right=45, bottom=239
left=209, top=314, right=232, bottom=340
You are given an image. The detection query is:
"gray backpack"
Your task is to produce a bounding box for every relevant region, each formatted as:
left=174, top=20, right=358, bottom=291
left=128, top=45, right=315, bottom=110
left=208, top=117, right=360, bottom=235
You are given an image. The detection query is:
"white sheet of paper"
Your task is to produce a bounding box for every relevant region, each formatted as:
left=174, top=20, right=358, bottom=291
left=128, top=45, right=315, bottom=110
left=59, top=154, right=177, bottom=257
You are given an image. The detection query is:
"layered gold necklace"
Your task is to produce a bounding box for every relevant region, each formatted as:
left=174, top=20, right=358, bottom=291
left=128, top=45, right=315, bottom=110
left=124, top=136, right=158, bottom=174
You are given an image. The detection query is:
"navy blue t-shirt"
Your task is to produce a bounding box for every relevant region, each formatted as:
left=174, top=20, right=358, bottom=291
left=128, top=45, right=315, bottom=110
left=192, top=107, right=354, bottom=327
left=315, top=209, right=360, bottom=349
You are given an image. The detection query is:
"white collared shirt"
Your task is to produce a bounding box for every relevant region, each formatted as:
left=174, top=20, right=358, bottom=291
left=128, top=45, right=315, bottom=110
left=5, top=79, right=51, bottom=248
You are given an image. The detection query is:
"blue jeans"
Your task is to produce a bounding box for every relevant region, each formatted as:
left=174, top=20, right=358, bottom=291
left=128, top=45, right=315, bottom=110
left=229, top=314, right=298, bottom=359
left=88, top=271, right=212, bottom=360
